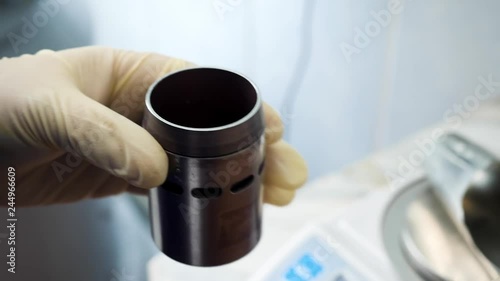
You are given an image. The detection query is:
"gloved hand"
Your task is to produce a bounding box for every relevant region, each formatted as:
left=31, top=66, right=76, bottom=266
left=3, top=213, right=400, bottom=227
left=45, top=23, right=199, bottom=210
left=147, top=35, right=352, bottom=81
left=0, top=46, right=308, bottom=206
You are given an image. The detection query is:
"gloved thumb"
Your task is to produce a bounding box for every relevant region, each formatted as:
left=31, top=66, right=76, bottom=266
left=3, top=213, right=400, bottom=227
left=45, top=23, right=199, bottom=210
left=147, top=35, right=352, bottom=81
left=8, top=86, right=168, bottom=189
left=1, top=47, right=196, bottom=189
left=50, top=47, right=195, bottom=188
left=67, top=89, right=169, bottom=188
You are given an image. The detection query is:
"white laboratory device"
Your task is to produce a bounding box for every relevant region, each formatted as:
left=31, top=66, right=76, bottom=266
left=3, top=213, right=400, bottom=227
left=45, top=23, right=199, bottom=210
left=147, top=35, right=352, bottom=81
left=250, top=132, right=500, bottom=281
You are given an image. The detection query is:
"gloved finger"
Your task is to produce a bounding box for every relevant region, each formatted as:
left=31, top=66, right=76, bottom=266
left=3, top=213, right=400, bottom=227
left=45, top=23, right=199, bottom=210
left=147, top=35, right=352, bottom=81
left=54, top=47, right=195, bottom=123
left=263, top=103, right=284, bottom=144
left=263, top=184, right=296, bottom=206
left=263, top=140, right=308, bottom=190
left=9, top=87, right=169, bottom=189
left=70, top=92, right=169, bottom=188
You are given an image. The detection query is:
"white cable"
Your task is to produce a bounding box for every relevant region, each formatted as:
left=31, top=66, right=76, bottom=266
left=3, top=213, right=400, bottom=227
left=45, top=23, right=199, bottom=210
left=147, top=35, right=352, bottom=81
left=281, top=0, right=317, bottom=141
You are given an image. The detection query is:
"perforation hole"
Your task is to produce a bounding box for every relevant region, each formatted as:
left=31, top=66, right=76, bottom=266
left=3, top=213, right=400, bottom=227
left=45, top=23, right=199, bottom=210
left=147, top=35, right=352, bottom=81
left=191, top=187, right=223, bottom=199
left=258, top=159, right=265, bottom=175
left=230, top=175, right=254, bottom=194
left=160, top=180, right=183, bottom=195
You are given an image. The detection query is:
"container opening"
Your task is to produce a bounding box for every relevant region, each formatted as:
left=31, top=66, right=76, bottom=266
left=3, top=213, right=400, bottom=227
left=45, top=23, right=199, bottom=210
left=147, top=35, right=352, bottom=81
left=149, top=68, right=257, bottom=128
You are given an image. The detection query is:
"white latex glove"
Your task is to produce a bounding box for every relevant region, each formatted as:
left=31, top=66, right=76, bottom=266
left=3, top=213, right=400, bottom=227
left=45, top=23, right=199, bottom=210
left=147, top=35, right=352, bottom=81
left=0, top=46, right=307, bottom=206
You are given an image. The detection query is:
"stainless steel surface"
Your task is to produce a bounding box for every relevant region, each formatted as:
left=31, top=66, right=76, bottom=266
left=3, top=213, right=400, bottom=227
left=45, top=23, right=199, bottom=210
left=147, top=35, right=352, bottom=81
left=424, top=133, right=498, bottom=222
left=143, top=68, right=266, bottom=266
left=382, top=177, right=500, bottom=281
left=401, top=187, right=495, bottom=281
left=425, top=133, right=500, bottom=269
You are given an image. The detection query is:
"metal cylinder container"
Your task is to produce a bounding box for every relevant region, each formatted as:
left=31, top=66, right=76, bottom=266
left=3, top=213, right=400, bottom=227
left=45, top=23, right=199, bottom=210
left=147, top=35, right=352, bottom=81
left=142, top=67, right=266, bottom=266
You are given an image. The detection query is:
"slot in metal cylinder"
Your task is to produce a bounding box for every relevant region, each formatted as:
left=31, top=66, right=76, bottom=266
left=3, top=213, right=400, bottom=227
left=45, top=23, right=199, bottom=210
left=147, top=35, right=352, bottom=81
left=142, top=67, right=265, bottom=266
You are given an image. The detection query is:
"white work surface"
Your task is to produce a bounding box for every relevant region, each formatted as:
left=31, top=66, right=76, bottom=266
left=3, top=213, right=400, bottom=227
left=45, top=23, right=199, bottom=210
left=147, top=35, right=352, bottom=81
left=147, top=100, right=500, bottom=281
